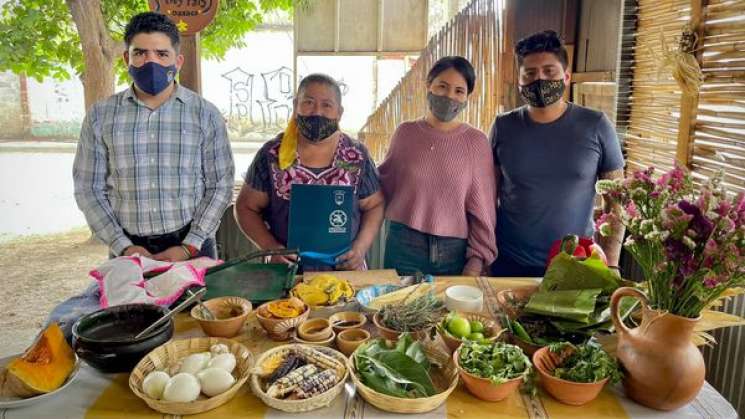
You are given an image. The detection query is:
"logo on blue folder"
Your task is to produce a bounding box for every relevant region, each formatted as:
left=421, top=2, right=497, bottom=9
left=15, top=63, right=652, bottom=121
left=329, top=210, right=348, bottom=233
left=288, top=184, right=353, bottom=261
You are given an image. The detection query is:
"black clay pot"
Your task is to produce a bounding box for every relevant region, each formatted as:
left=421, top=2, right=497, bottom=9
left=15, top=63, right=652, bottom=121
left=72, top=304, right=173, bottom=373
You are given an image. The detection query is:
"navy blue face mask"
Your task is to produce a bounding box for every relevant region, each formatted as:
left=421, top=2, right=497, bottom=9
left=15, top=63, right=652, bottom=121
left=128, top=61, right=177, bottom=95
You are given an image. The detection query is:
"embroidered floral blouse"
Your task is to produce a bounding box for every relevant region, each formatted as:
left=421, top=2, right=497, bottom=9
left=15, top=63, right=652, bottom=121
left=244, top=133, right=381, bottom=247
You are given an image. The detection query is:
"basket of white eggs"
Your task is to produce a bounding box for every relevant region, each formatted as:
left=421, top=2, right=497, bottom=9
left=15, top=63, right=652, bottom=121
left=129, top=337, right=253, bottom=415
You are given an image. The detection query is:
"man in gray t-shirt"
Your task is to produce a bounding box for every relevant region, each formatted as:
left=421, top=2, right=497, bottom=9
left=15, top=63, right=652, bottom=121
left=490, top=30, right=625, bottom=277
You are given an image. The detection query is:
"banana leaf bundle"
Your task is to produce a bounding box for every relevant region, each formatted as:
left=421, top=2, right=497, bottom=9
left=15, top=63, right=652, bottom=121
left=517, top=236, right=636, bottom=342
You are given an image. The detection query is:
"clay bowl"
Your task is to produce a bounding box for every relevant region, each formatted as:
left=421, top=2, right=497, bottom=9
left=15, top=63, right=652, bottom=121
left=72, top=304, right=173, bottom=373
left=336, top=328, right=371, bottom=356
left=292, top=329, right=336, bottom=347
left=436, top=312, right=503, bottom=354
left=372, top=312, right=432, bottom=341
left=453, top=347, right=527, bottom=402
left=329, top=311, right=367, bottom=334
left=532, top=346, right=609, bottom=406
left=255, top=298, right=310, bottom=341
left=190, top=296, right=252, bottom=338
left=495, top=288, right=535, bottom=320
left=297, top=318, right=333, bottom=342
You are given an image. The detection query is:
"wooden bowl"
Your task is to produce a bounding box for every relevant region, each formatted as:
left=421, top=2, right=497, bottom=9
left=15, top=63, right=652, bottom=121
left=453, top=347, right=526, bottom=402
left=129, top=337, right=252, bottom=415
left=297, top=318, right=332, bottom=342
left=348, top=339, right=458, bottom=413
left=292, top=329, right=336, bottom=347
left=250, top=344, right=348, bottom=413
left=532, top=346, right=609, bottom=406
left=190, top=297, right=252, bottom=338
left=255, top=298, right=310, bottom=341
left=336, top=328, right=370, bottom=356
left=329, top=311, right=367, bottom=334
left=436, top=312, right=503, bottom=354
left=372, top=312, right=432, bottom=341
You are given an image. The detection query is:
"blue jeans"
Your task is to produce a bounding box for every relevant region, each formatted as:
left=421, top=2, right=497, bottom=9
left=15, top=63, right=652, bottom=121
left=384, top=221, right=467, bottom=276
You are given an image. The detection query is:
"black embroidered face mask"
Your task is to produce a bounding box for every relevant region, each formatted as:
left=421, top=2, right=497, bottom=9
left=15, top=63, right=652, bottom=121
left=296, top=114, right=339, bottom=142
left=519, top=79, right=565, bottom=108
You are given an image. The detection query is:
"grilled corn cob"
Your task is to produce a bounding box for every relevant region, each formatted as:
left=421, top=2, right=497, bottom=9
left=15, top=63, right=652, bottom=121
left=266, top=364, right=318, bottom=398
left=294, top=369, right=338, bottom=399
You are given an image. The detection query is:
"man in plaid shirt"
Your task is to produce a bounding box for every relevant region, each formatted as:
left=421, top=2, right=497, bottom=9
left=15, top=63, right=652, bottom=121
left=73, top=12, right=234, bottom=261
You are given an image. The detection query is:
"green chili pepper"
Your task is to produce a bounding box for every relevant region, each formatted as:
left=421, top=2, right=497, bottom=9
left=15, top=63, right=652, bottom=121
left=511, top=320, right=533, bottom=343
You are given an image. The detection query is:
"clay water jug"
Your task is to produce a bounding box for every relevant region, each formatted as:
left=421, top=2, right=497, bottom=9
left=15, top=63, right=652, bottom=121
left=610, top=287, right=705, bottom=411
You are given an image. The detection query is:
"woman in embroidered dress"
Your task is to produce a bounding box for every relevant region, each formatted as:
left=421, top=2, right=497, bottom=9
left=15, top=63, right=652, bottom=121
left=235, top=73, right=384, bottom=270
left=378, top=56, right=497, bottom=276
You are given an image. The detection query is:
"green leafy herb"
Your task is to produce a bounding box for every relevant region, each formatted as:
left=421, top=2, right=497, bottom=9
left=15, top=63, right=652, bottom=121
left=548, top=342, right=622, bottom=384
left=354, top=332, right=436, bottom=398
left=458, top=341, right=531, bottom=385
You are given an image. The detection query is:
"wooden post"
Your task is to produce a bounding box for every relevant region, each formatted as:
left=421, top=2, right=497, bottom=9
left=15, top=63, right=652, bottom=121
left=675, top=0, right=705, bottom=168
left=179, top=34, right=201, bottom=94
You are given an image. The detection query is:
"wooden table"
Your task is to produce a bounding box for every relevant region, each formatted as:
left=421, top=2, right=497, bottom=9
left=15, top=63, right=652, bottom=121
left=2, top=275, right=737, bottom=419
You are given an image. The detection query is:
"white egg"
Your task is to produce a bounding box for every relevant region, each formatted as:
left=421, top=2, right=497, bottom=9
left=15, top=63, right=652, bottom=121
left=207, top=353, right=236, bottom=373
left=162, top=373, right=201, bottom=402
left=196, top=368, right=235, bottom=397
left=142, top=371, right=170, bottom=400
left=210, top=343, right=230, bottom=355
left=178, top=352, right=211, bottom=375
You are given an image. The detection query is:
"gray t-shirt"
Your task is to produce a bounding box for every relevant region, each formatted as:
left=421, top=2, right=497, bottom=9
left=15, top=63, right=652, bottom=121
left=490, top=103, right=624, bottom=267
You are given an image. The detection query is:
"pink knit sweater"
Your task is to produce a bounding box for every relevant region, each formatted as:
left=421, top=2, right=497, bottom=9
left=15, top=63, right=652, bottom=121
left=378, top=119, right=497, bottom=273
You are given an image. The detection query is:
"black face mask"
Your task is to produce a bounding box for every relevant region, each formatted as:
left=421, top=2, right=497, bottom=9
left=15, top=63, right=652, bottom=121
left=296, top=114, right=339, bottom=142
left=519, top=79, right=565, bottom=108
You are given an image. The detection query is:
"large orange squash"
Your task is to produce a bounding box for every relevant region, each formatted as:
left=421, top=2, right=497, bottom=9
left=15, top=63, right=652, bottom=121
left=4, top=323, right=76, bottom=397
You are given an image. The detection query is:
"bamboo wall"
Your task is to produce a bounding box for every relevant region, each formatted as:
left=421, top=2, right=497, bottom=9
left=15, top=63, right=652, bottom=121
left=693, top=0, right=745, bottom=193
left=619, top=1, right=745, bottom=415
left=617, top=0, right=745, bottom=193
left=357, top=0, right=501, bottom=162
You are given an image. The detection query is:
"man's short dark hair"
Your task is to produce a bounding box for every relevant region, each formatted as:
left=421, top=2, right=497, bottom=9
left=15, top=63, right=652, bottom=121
left=426, top=56, right=476, bottom=94
left=515, top=30, right=568, bottom=70
left=296, top=73, right=343, bottom=106
left=124, top=12, right=181, bottom=51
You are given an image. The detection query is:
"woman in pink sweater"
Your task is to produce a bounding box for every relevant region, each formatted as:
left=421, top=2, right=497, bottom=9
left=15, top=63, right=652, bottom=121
left=378, top=56, right=497, bottom=276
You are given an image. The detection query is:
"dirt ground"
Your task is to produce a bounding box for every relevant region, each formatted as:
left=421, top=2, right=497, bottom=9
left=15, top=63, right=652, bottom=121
left=0, top=227, right=107, bottom=358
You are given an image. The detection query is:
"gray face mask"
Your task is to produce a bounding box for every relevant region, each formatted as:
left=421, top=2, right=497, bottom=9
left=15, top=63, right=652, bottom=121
left=427, top=92, right=466, bottom=122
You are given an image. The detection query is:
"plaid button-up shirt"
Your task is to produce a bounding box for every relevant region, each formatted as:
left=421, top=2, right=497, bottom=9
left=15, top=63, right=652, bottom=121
left=73, top=84, right=235, bottom=255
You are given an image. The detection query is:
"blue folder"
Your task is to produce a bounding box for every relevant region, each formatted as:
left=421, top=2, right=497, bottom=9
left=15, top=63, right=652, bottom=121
left=287, top=183, right=353, bottom=266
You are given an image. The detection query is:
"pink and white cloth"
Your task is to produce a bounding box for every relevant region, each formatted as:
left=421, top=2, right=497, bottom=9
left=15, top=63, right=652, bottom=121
left=91, top=255, right=221, bottom=308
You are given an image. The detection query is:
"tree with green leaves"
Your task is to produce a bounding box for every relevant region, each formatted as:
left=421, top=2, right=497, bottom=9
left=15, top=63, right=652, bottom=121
left=0, top=0, right=296, bottom=111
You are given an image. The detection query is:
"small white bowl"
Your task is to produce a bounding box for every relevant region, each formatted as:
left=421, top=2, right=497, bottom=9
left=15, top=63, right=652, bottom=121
left=445, top=285, right=484, bottom=312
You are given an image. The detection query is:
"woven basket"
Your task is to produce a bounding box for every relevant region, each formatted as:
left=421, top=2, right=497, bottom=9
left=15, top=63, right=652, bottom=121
left=129, top=337, right=253, bottom=415
left=348, top=338, right=459, bottom=413
left=249, top=344, right=349, bottom=413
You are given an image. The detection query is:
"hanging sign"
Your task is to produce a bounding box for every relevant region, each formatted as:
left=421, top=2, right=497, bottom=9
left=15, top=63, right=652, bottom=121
left=148, top=0, right=219, bottom=35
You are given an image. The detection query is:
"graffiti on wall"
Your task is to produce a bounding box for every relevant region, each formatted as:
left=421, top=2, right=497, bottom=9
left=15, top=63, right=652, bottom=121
left=222, top=66, right=348, bottom=132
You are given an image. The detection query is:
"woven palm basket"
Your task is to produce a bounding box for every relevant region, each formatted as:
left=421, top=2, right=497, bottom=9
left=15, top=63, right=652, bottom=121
left=249, top=344, right=349, bottom=413
left=129, top=337, right=253, bottom=415
left=348, top=338, right=459, bottom=413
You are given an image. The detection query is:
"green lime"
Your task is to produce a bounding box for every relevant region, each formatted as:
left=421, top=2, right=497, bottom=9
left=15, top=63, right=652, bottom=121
left=447, top=316, right=472, bottom=338
left=468, top=332, right=485, bottom=341
left=469, top=320, right=485, bottom=333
